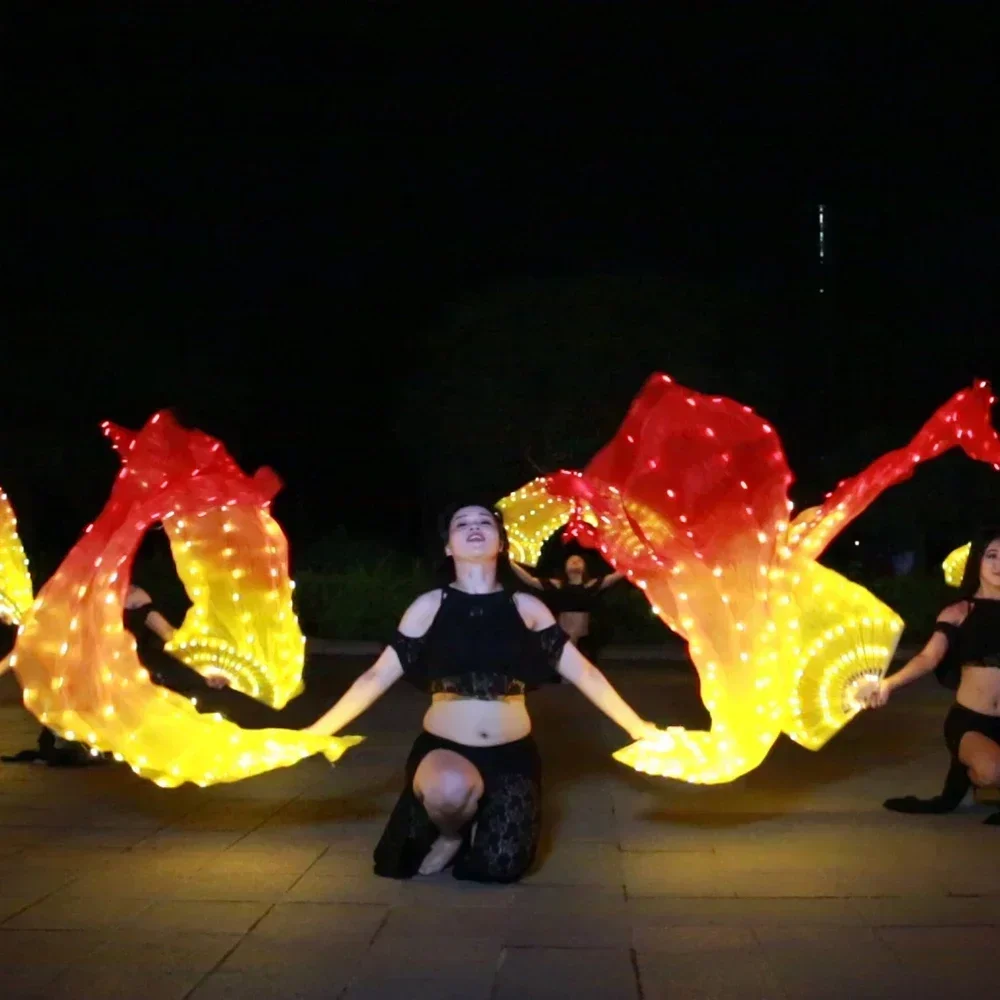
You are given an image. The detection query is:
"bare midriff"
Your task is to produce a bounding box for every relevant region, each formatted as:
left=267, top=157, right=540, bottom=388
left=423, top=693, right=531, bottom=746
left=956, top=666, right=1000, bottom=715
left=559, top=610, right=590, bottom=639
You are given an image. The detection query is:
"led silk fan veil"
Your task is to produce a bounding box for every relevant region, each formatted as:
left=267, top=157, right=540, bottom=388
left=942, top=542, right=972, bottom=588
left=0, top=412, right=361, bottom=788
left=501, top=377, right=999, bottom=784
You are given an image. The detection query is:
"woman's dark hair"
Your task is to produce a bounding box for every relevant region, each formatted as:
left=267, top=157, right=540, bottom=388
left=434, top=500, right=517, bottom=589
left=958, top=527, right=1000, bottom=598
left=561, top=551, right=593, bottom=581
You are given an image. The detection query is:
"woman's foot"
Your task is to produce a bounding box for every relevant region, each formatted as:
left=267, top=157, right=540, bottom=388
left=884, top=758, right=971, bottom=814
left=883, top=794, right=966, bottom=814
left=418, top=834, right=464, bottom=875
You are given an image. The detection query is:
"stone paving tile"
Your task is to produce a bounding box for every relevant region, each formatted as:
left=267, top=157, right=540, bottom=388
left=248, top=901, right=388, bottom=943
left=343, top=934, right=501, bottom=997
left=84, top=929, right=242, bottom=970
left=623, top=850, right=736, bottom=897
left=223, top=839, right=327, bottom=863
left=127, top=830, right=247, bottom=854
left=0, top=928, right=111, bottom=995
left=638, top=947, right=785, bottom=1000
left=9, top=844, right=130, bottom=869
left=60, top=871, right=183, bottom=900
left=342, top=976, right=494, bottom=1000
left=285, top=871, right=401, bottom=904
left=753, top=925, right=912, bottom=1000
left=300, top=848, right=374, bottom=878
left=506, top=885, right=629, bottom=948
left=523, top=842, right=624, bottom=887
left=634, top=924, right=757, bottom=954
left=3, top=889, right=153, bottom=929
left=248, top=818, right=387, bottom=850
left=42, top=934, right=240, bottom=1000
left=163, top=802, right=281, bottom=833
left=0, top=895, right=35, bottom=922
left=494, top=946, right=638, bottom=1000
left=381, top=901, right=511, bottom=939
left=852, top=894, right=1000, bottom=926
left=190, top=970, right=345, bottom=1000
left=629, top=896, right=864, bottom=929
left=203, top=940, right=363, bottom=997
left=207, top=847, right=325, bottom=876
left=44, top=963, right=208, bottom=1000
left=395, top=876, right=518, bottom=908
left=67, top=850, right=224, bottom=885
left=166, top=871, right=305, bottom=901
left=876, top=925, right=1000, bottom=994
left=130, top=899, right=270, bottom=934
left=0, top=866, right=77, bottom=898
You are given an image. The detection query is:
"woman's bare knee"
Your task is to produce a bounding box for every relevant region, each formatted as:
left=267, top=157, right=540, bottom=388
left=414, top=750, right=484, bottom=816
left=959, top=734, right=1000, bottom=787
left=968, top=756, right=1000, bottom=788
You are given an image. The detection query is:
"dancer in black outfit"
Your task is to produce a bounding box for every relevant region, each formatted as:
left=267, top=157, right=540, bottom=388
left=511, top=553, right=623, bottom=659
left=867, top=530, right=1000, bottom=824
left=305, top=503, right=657, bottom=882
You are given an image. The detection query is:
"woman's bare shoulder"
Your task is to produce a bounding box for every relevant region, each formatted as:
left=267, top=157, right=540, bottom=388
left=937, top=601, right=970, bottom=625
left=398, top=589, right=444, bottom=637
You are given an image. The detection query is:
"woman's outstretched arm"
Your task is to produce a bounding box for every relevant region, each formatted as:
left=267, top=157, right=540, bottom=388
left=514, top=592, right=655, bottom=741
left=304, top=589, right=441, bottom=735
left=866, top=602, right=965, bottom=708
left=510, top=562, right=546, bottom=590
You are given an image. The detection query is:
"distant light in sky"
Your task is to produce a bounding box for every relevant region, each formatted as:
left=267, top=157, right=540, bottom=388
left=818, top=203, right=826, bottom=293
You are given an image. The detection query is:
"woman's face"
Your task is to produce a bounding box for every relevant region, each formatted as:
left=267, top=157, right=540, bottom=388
left=980, top=538, right=1000, bottom=589
left=446, top=506, right=502, bottom=562
left=565, top=555, right=586, bottom=576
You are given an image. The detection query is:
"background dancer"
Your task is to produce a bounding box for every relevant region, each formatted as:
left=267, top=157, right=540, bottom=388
left=868, top=529, right=1000, bottom=824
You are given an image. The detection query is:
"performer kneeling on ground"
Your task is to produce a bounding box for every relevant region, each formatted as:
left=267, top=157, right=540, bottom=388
left=305, top=502, right=657, bottom=882
left=866, top=529, right=1000, bottom=825
left=2, top=584, right=228, bottom=767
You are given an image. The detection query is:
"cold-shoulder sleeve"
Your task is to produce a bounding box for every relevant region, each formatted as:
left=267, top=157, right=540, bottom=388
left=388, top=631, right=429, bottom=687
left=514, top=623, right=569, bottom=687
left=932, top=620, right=962, bottom=690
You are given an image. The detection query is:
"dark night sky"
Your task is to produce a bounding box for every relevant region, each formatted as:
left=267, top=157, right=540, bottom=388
left=3, top=6, right=998, bottom=558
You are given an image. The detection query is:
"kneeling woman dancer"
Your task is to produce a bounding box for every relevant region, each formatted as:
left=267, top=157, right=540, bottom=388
left=867, top=530, right=1000, bottom=824
left=306, top=503, right=657, bottom=881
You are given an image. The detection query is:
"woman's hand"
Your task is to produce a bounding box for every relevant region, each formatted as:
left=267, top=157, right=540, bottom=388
left=204, top=674, right=230, bottom=690
left=864, top=680, right=891, bottom=709
left=303, top=721, right=332, bottom=737
left=628, top=720, right=662, bottom=742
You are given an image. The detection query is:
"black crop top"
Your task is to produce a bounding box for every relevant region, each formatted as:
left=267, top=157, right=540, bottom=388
left=542, top=579, right=603, bottom=614
left=932, top=597, right=1000, bottom=689
left=389, top=587, right=568, bottom=699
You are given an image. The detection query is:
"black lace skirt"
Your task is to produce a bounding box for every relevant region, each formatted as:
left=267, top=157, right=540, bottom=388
left=373, top=731, right=541, bottom=883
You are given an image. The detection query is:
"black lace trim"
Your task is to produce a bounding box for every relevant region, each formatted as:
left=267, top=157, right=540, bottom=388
left=389, top=632, right=427, bottom=673
left=536, top=623, right=569, bottom=668
left=429, top=673, right=527, bottom=699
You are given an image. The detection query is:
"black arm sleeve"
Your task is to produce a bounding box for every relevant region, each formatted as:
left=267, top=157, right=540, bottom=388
left=388, top=632, right=428, bottom=687
left=932, top=621, right=961, bottom=690
left=536, top=623, right=569, bottom=668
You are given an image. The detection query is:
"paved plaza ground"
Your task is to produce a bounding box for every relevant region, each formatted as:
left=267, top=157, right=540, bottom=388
left=1, top=653, right=998, bottom=999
